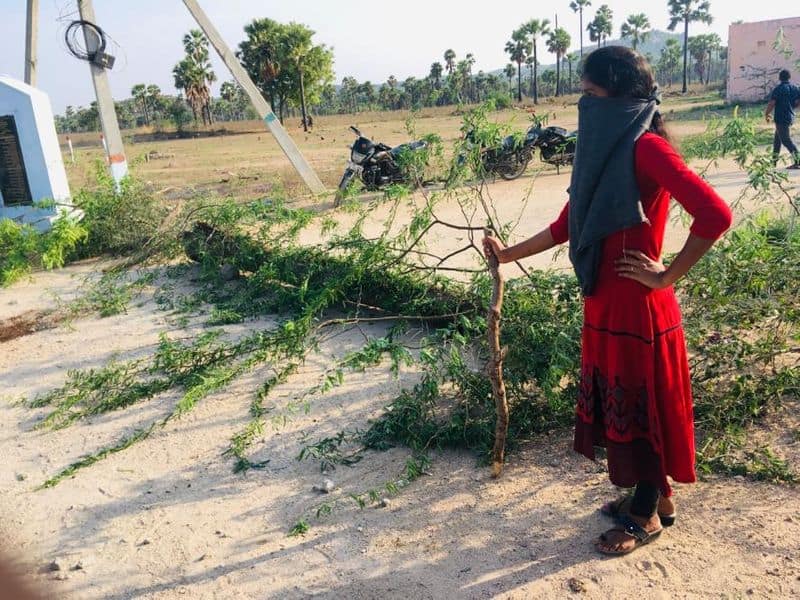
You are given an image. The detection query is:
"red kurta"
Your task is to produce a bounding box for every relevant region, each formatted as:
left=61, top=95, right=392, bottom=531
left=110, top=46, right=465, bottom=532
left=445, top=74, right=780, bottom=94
left=549, top=132, right=732, bottom=496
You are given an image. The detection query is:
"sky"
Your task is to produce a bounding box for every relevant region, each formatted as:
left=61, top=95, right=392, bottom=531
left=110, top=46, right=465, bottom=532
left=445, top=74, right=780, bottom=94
left=1, top=0, right=798, bottom=114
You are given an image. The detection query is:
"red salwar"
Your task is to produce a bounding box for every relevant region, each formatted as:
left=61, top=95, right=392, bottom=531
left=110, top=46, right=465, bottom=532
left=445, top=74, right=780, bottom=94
left=549, top=133, right=732, bottom=496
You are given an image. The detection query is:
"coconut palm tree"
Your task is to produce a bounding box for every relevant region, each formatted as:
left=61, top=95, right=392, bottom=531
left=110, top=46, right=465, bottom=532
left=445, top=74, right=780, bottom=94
left=668, top=0, right=713, bottom=93
left=505, top=28, right=531, bottom=102
left=523, top=18, right=551, bottom=104
left=547, top=27, right=571, bottom=96
left=569, top=0, right=592, bottom=57
left=620, top=13, right=651, bottom=51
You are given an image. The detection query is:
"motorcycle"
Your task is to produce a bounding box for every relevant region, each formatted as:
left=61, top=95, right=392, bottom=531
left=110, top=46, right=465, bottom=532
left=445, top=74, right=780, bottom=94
left=458, top=130, right=532, bottom=181
left=335, top=126, right=428, bottom=204
left=458, top=122, right=576, bottom=181
left=524, top=124, right=577, bottom=172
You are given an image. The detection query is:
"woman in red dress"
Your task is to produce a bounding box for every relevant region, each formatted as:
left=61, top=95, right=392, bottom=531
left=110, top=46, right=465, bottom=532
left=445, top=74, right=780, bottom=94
left=484, top=47, right=732, bottom=555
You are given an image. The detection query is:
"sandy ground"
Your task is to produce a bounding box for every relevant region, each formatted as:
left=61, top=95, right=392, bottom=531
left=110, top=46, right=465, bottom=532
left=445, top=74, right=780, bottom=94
left=2, top=152, right=799, bottom=598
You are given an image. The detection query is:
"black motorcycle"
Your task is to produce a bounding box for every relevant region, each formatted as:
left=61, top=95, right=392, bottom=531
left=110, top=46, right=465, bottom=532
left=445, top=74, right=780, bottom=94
left=525, top=124, right=577, bottom=172
left=335, top=126, right=428, bottom=204
left=459, top=130, right=533, bottom=181
left=458, top=123, right=576, bottom=181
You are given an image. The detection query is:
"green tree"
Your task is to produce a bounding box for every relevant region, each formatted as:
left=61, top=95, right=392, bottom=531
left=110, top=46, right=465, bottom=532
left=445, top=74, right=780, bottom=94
left=547, top=27, right=571, bottom=96
left=523, top=19, right=551, bottom=104
left=429, top=62, right=443, bottom=90
left=658, top=38, right=682, bottom=87
left=504, top=63, right=516, bottom=93
left=668, top=0, right=713, bottom=93
left=565, top=51, right=580, bottom=93
left=358, top=82, right=376, bottom=110
left=525, top=55, right=535, bottom=98
left=688, top=33, right=721, bottom=86
left=444, top=49, right=456, bottom=76
left=237, top=19, right=334, bottom=123
left=505, top=27, right=532, bottom=102
left=145, top=84, right=161, bottom=123
left=172, top=29, right=215, bottom=125
left=620, top=13, right=651, bottom=51
left=130, top=83, right=149, bottom=125
left=569, top=0, right=592, bottom=57
left=594, top=5, right=614, bottom=46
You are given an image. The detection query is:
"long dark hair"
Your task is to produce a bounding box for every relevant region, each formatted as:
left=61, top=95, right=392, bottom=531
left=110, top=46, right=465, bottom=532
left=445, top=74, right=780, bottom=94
left=580, top=46, right=671, bottom=144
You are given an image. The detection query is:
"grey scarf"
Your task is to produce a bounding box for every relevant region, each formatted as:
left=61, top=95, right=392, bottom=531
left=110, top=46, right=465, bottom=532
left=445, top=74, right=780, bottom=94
left=568, top=95, right=657, bottom=296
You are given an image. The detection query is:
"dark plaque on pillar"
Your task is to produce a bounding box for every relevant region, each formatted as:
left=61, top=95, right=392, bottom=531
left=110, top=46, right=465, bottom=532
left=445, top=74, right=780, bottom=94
left=0, top=115, right=33, bottom=206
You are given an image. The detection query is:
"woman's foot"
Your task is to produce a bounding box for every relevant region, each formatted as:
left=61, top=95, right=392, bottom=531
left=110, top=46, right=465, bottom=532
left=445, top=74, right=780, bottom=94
left=600, top=495, right=676, bottom=526
left=596, top=513, right=663, bottom=555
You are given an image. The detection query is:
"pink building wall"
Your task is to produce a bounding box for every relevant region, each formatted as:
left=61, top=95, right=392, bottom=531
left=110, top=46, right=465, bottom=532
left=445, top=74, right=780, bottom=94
left=727, top=17, right=800, bottom=103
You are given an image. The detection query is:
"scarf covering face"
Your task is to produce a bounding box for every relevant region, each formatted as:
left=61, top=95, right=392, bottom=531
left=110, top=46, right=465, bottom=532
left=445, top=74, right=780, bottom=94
left=568, top=95, right=658, bottom=296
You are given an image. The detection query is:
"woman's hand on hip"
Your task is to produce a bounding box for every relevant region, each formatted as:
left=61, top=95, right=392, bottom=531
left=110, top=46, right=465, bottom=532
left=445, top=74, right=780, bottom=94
left=615, top=250, right=669, bottom=289
left=482, top=235, right=510, bottom=263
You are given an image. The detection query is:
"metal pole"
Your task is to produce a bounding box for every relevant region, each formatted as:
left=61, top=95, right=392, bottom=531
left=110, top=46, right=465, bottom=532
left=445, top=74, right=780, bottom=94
left=181, top=0, right=326, bottom=194
left=77, top=0, right=128, bottom=187
left=24, top=0, right=39, bottom=86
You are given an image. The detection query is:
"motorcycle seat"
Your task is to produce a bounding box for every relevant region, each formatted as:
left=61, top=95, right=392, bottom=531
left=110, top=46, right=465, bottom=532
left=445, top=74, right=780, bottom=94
left=389, top=140, right=427, bottom=156
left=500, top=135, right=518, bottom=151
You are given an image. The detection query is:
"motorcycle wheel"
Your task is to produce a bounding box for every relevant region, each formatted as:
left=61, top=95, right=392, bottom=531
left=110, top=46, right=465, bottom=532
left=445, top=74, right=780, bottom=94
left=334, top=168, right=356, bottom=207
left=498, top=156, right=530, bottom=181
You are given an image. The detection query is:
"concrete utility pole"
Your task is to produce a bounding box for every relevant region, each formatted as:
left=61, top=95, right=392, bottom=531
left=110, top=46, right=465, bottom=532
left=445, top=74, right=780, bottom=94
left=181, top=0, right=326, bottom=194
left=24, top=0, right=39, bottom=85
left=77, top=0, right=128, bottom=187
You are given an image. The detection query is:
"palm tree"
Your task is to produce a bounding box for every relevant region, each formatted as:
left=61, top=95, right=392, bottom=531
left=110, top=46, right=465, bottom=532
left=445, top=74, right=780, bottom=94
left=444, top=49, right=456, bottom=76
left=596, top=5, right=613, bottom=46
left=429, top=62, right=443, bottom=89
left=704, top=33, right=721, bottom=85
left=523, top=19, right=551, bottom=104
left=587, top=19, right=601, bottom=48
left=565, top=51, right=580, bottom=93
left=175, top=29, right=216, bottom=125
left=130, top=84, right=149, bottom=125
left=620, top=13, right=651, bottom=51
left=465, top=53, right=476, bottom=101
left=504, top=63, right=516, bottom=93
left=525, top=55, right=535, bottom=98
left=145, top=84, right=161, bottom=121
left=658, top=38, right=682, bottom=86
left=505, top=28, right=531, bottom=102
left=668, top=0, right=713, bottom=93
left=547, top=28, right=571, bottom=96
left=569, top=0, right=592, bottom=57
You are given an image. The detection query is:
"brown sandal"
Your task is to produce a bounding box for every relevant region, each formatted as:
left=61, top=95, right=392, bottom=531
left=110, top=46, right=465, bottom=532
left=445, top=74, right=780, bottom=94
left=596, top=515, right=663, bottom=556
left=600, top=495, right=676, bottom=527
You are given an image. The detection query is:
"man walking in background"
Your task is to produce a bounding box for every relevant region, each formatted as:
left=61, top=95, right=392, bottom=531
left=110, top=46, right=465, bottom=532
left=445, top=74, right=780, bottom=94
left=765, top=69, right=800, bottom=169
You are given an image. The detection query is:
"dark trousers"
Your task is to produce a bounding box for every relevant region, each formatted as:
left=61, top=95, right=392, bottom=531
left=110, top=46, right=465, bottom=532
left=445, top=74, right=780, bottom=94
left=773, top=122, right=799, bottom=163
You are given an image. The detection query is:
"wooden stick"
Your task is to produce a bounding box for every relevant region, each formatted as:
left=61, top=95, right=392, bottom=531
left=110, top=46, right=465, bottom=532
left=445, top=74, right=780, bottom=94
left=484, top=228, right=509, bottom=478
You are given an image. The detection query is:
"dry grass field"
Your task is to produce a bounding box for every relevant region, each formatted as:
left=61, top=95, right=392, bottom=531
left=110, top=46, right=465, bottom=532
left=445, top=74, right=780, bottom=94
left=58, top=89, right=760, bottom=204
